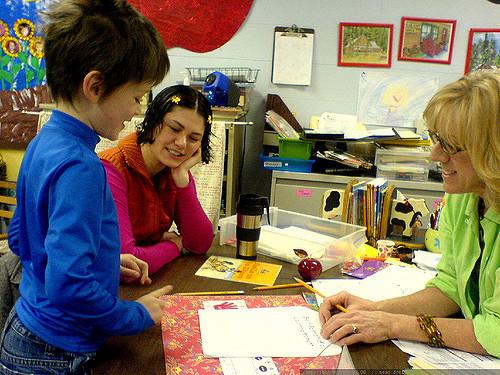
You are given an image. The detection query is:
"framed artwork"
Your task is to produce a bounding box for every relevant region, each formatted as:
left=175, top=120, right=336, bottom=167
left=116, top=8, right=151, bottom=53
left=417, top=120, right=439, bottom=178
left=338, top=22, right=393, bottom=68
left=464, top=28, right=500, bottom=73
left=398, top=17, right=456, bottom=64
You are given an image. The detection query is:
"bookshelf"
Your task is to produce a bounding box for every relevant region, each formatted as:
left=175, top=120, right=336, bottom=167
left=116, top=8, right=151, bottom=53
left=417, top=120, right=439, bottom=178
left=270, top=171, right=444, bottom=228
left=212, top=108, right=246, bottom=217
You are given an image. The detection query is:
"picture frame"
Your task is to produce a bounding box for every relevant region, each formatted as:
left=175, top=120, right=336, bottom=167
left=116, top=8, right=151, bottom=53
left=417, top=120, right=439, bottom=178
left=464, top=28, right=500, bottom=74
left=338, top=22, right=393, bottom=68
left=398, top=17, right=456, bottom=64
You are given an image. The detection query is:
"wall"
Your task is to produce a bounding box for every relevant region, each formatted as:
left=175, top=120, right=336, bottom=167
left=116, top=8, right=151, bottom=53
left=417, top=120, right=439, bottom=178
left=158, top=0, right=500, bottom=196
left=3, top=0, right=499, bottom=187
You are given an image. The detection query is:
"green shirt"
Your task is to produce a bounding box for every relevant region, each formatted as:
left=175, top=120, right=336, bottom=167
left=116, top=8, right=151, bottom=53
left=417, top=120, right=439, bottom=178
left=427, top=193, right=500, bottom=357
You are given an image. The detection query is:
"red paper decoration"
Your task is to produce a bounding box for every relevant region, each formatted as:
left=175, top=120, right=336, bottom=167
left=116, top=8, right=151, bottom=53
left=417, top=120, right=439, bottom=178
left=128, top=0, right=254, bottom=52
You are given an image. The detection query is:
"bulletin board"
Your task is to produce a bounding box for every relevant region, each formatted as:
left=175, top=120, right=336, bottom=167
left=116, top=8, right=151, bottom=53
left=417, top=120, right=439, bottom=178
left=272, top=25, right=315, bottom=85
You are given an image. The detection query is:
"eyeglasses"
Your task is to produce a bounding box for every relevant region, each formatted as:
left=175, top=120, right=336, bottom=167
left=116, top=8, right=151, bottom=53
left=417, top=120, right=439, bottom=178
left=427, top=130, right=465, bottom=155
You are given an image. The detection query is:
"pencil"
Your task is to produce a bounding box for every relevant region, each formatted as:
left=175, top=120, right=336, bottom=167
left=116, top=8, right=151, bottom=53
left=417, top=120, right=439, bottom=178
left=175, top=290, right=245, bottom=296
left=293, top=277, right=349, bottom=313
left=252, top=282, right=302, bottom=291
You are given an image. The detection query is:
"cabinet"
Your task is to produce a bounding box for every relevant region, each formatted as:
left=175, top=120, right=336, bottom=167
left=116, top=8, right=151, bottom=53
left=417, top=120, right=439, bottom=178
left=270, top=171, right=444, bottom=226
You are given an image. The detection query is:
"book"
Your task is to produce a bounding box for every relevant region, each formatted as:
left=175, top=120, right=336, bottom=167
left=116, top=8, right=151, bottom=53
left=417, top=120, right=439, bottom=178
left=160, top=295, right=340, bottom=373
left=195, top=255, right=282, bottom=286
left=265, top=110, right=301, bottom=139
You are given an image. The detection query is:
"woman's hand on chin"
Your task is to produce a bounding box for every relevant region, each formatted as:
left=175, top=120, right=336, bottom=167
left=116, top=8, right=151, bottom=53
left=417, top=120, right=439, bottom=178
left=171, top=147, right=201, bottom=188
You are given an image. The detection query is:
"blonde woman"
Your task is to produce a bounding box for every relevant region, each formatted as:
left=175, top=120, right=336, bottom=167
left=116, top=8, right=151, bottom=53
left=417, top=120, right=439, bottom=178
left=319, top=71, right=499, bottom=358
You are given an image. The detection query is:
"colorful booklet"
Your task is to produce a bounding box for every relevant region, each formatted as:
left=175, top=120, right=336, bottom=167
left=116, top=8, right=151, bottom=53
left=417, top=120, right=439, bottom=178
left=195, top=255, right=282, bottom=286
left=345, top=259, right=388, bottom=279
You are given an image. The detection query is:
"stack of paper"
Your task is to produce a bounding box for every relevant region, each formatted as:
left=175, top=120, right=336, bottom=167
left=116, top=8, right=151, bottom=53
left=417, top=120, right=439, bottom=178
left=316, top=150, right=373, bottom=169
left=395, top=340, right=500, bottom=371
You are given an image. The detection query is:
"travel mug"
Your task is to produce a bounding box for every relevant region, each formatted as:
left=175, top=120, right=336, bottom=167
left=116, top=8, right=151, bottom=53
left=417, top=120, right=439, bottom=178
left=236, top=194, right=269, bottom=260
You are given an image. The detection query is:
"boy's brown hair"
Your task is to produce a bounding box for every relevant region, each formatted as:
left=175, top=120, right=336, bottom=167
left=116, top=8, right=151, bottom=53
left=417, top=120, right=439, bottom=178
left=42, top=0, right=169, bottom=104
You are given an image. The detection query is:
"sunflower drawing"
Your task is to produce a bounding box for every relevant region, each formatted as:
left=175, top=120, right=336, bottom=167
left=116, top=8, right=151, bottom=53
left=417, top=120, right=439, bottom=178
left=14, top=18, right=35, bottom=41
left=29, top=36, right=44, bottom=58
left=2, top=36, right=22, bottom=57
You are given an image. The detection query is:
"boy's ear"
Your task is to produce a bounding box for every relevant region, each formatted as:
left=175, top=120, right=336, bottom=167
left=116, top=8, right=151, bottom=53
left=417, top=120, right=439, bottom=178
left=82, top=71, right=105, bottom=103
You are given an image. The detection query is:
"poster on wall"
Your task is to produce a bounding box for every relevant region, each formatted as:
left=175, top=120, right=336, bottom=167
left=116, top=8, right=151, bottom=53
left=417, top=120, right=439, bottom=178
left=357, top=71, right=439, bottom=128
left=0, top=0, right=53, bottom=90
left=464, top=28, right=500, bottom=74
left=397, top=17, right=456, bottom=65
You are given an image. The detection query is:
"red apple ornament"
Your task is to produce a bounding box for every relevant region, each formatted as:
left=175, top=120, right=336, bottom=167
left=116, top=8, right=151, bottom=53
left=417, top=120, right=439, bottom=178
left=295, top=249, right=323, bottom=281
left=298, top=257, right=323, bottom=281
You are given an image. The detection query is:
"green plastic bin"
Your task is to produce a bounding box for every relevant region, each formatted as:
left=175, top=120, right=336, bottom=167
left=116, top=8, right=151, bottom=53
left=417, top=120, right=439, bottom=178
left=278, top=137, right=313, bottom=160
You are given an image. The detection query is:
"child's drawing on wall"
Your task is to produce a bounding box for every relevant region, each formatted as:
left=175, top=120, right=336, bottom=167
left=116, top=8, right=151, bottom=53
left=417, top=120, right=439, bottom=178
left=381, top=83, right=410, bottom=127
left=357, top=72, right=439, bottom=128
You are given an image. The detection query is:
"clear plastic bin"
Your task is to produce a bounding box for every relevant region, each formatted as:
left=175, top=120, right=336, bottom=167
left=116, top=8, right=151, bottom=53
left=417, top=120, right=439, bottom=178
left=218, top=207, right=367, bottom=269
left=375, top=147, right=430, bottom=182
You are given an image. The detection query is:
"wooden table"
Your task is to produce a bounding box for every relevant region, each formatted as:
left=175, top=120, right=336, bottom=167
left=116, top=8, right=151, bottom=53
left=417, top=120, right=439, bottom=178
left=93, top=244, right=409, bottom=374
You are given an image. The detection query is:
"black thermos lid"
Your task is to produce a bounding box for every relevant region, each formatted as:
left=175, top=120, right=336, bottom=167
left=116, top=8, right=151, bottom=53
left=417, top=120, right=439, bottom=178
left=236, top=194, right=269, bottom=216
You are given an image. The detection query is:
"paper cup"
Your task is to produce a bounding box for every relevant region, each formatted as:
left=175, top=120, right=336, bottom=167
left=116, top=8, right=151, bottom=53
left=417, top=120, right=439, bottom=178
left=376, top=239, right=395, bottom=258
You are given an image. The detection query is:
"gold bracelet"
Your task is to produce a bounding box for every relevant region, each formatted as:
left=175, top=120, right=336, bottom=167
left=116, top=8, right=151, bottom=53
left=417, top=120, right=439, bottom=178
left=416, top=314, right=445, bottom=348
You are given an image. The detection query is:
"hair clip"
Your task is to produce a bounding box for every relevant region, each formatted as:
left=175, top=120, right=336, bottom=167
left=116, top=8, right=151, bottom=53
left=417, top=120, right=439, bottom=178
left=169, top=95, right=181, bottom=104
left=207, top=115, right=212, bottom=125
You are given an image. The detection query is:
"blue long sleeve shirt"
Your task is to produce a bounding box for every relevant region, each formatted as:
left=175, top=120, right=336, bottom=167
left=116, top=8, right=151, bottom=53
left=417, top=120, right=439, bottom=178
left=8, top=110, right=153, bottom=353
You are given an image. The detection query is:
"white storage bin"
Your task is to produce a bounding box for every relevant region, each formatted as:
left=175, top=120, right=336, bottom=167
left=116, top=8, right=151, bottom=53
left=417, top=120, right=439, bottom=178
left=218, top=207, right=366, bottom=269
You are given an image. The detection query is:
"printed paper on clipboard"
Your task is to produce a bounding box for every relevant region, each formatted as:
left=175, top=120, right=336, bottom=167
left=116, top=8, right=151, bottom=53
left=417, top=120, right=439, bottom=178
left=272, top=25, right=315, bottom=85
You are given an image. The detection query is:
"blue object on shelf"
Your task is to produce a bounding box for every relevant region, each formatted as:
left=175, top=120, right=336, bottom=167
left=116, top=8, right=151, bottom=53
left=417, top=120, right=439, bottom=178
left=202, top=71, right=240, bottom=107
left=260, top=154, right=315, bottom=172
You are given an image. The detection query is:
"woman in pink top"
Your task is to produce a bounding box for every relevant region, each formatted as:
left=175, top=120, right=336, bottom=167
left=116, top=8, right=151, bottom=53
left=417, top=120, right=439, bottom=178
left=100, top=85, right=214, bottom=274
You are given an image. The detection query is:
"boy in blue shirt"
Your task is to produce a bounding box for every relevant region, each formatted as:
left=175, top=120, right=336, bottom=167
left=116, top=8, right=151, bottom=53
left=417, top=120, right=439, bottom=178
left=0, top=1, right=172, bottom=373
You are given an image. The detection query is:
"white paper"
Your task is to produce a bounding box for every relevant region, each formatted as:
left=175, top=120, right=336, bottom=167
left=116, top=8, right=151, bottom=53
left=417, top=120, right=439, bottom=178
left=199, top=306, right=341, bottom=358
left=272, top=30, right=314, bottom=85
left=317, top=112, right=358, bottom=134
left=313, top=265, right=436, bottom=303
left=203, top=301, right=279, bottom=375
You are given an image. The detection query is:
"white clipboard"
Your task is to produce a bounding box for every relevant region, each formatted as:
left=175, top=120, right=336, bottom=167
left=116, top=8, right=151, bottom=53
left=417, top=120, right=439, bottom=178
left=272, top=25, right=315, bottom=85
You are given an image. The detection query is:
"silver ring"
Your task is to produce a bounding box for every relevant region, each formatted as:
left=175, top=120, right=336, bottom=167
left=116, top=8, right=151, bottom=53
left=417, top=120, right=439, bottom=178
left=352, top=323, right=359, bottom=334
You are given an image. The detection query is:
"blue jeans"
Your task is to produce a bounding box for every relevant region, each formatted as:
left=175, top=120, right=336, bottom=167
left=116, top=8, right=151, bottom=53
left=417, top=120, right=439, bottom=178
left=0, top=308, right=96, bottom=374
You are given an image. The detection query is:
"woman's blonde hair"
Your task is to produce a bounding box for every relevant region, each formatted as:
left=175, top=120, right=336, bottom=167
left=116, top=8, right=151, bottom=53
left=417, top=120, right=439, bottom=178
left=423, top=70, right=500, bottom=212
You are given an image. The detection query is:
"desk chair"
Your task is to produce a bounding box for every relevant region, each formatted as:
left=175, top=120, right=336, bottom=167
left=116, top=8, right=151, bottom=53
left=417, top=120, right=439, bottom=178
left=0, top=180, right=16, bottom=240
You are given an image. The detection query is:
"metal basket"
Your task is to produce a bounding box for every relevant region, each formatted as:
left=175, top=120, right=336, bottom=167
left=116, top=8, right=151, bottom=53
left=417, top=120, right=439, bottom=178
left=185, top=67, right=259, bottom=83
